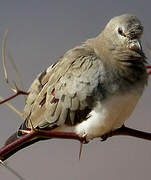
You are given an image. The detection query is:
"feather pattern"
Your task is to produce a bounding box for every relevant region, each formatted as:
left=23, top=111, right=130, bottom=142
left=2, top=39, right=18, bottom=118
left=22, top=45, right=105, bottom=129
left=18, top=14, right=148, bottom=143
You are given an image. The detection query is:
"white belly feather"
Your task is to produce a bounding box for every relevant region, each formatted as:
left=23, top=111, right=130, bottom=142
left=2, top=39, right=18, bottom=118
left=74, top=91, right=141, bottom=141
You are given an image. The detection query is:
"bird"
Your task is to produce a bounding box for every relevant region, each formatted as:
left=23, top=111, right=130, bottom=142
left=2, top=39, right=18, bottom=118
left=5, top=14, right=148, bottom=146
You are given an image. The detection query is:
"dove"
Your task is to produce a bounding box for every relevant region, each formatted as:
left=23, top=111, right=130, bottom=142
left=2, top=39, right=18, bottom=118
left=5, top=14, right=148, bottom=145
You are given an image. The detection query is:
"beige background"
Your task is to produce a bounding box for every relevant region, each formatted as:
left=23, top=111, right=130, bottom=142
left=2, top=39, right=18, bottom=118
left=0, top=1, right=151, bottom=180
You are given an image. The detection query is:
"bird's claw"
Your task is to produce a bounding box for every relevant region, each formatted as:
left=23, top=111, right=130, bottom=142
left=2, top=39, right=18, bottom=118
left=80, top=133, right=89, bottom=144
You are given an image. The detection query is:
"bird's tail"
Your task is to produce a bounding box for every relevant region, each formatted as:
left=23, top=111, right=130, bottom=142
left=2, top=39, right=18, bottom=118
left=2, top=131, right=44, bottom=161
left=2, top=119, right=51, bottom=161
left=1, top=119, right=43, bottom=161
left=4, top=118, right=30, bottom=146
left=5, top=132, right=19, bottom=146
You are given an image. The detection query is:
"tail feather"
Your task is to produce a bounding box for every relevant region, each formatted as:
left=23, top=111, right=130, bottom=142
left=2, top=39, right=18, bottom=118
left=5, top=118, right=30, bottom=146
left=3, top=132, right=45, bottom=161
left=3, top=119, right=52, bottom=161
left=5, top=132, right=18, bottom=146
left=3, top=130, right=50, bottom=161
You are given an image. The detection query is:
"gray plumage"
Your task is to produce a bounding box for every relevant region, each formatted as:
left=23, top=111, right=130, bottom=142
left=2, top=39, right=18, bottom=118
left=5, top=14, right=148, bottom=145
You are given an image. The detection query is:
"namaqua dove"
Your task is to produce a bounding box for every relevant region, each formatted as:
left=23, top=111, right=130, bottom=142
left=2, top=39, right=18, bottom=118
left=5, top=14, right=148, bottom=145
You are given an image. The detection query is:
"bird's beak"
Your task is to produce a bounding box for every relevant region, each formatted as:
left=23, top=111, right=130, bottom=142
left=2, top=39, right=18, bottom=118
left=129, top=39, right=142, bottom=52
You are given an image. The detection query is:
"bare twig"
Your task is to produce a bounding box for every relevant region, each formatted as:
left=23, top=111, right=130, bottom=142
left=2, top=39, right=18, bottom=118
left=0, top=160, right=25, bottom=180
left=2, top=30, right=27, bottom=97
left=7, top=52, right=27, bottom=103
left=0, top=30, right=28, bottom=124
left=0, top=90, right=29, bottom=105
left=0, top=96, right=22, bottom=117
left=2, top=30, right=16, bottom=92
left=7, top=52, right=25, bottom=92
left=102, top=125, right=151, bottom=141
left=2, top=30, right=8, bottom=83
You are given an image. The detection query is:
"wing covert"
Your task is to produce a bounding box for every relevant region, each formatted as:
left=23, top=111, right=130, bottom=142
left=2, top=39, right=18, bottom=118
left=22, top=46, right=105, bottom=129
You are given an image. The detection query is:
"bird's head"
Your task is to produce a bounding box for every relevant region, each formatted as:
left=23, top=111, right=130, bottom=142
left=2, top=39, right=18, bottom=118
left=93, top=14, right=145, bottom=62
left=106, top=14, right=143, bottom=53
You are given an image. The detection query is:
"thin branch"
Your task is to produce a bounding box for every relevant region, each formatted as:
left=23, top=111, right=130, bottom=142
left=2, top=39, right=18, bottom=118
left=0, top=130, right=83, bottom=161
left=1, top=30, right=27, bottom=108
left=2, top=30, right=16, bottom=92
left=2, top=30, right=8, bottom=83
left=1, top=125, right=151, bottom=162
left=7, top=52, right=25, bottom=92
left=7, top=52, right=27, bottom=103
left=0, top=160, right=25, bottom=180
left=0, top=96, right=22, bottom=117
left=101, top=125, right=151, bottom=141
left=1, top=30, right=26, bottom=97
left=0, top=90, right=29, bottom=105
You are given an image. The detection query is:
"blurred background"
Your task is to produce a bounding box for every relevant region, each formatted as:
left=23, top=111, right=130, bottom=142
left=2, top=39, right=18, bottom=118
left=0, top=1, right=151, bottom=180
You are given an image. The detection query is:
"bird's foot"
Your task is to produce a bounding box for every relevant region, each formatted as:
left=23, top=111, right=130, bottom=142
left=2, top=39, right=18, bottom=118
left=80, top=133, right=89, bottom=144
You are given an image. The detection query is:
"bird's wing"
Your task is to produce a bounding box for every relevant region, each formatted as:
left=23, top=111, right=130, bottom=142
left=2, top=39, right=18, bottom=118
left=22, top=48, right=104, bottom=129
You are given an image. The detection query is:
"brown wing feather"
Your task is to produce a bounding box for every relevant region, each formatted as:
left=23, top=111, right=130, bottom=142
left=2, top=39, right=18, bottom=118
left=22, top=44, right=104, bottom=130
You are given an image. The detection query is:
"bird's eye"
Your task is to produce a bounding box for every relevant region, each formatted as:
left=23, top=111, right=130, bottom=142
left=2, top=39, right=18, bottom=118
left=118, top=27, right=126, bottom=37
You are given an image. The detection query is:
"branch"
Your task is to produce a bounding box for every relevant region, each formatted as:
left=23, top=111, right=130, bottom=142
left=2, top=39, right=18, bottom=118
left=1, top=125, right=151, bottom=162
left=0, top=130, right=83, bottom=161
left=101, top=125, right=151, bottom=141
left=0, top=96, right=22, bottom=117
left=0, top=90, right=29, bottom=105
